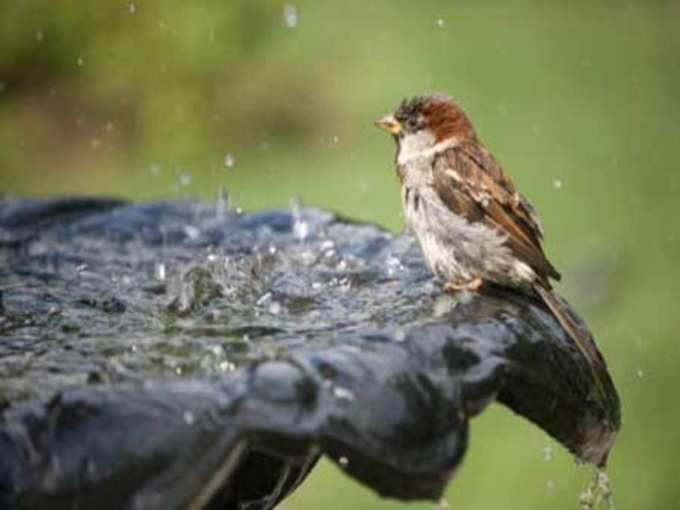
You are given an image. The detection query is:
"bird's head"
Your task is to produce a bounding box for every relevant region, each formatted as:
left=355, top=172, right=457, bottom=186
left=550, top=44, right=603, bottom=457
left=375, top=94, right=476, bottom=161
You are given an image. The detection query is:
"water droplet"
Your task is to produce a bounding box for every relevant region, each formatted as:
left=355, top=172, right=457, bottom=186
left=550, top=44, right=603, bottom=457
left=268, top=301, right=282, bottom=315
left=290, top=198, right=310, bottom=241
left=636, top=369, right=643, bottom=378
left=394, top=329, right=407, bottom=342
left=386, top=255, right=404, bottom=276
left=541, top=444, right=554, bottom=461
left=155, top=262, right=166, bottom=281
left=332, top=386, right=356, bottom=402
left=215, top=187, right=229, bottom=218
left=223, top=153, right=236, bottom=168
left=128, top=2, right=136, bottom=14
left=183, top=411, right=195, bottom=425
left=149, top=163, right=161, bottom=176
left=338, top=456, right=349, bottom=467
left=257, top=292, right=272, bottom=306
left=283, top=4, right=298, bottom=28
left=184, top=225, right=200, bottom=239
left=546, top=480, right=556, bottom=492
left=436, top=18, right=445, bottom=28
left=77, top=57, right=85, bottom=67
left=219, top=361, right=236, bottom=372
left=179, top=172, right=192, bottom=187
left=553, top=179, right=563, bottom=189
left=579, top=470, right=615, bottom=510
left=332, top=135, right=340, bottom=144
left=36, top=31, right=44, bottom=42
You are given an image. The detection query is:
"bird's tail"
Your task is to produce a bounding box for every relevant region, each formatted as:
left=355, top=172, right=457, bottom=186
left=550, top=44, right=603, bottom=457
left=533, top=284, right=604, bottom=373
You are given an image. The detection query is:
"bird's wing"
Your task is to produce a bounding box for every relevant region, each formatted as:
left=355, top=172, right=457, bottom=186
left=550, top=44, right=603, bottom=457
left=433, top=142, right=561, bottom=284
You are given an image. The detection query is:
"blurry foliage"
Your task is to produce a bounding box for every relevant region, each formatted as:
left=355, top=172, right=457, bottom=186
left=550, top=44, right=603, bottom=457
left=1, top=1, right=680, bottom=509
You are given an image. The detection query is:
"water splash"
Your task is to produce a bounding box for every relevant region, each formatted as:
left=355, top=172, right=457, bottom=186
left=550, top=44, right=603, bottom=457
left=332, top=386, right=356, bottom=403
left=215, top=187, right=229, bottom=218
left=155, top=262, right=167, bottom=281
left=283, top=4, right=298, bottom=28
left=223, top=153, right=236, bottom=169
left=386, top=255, right=404, bottom=276
left=183, top=411, right=195, bottom=425
left=179, top=172, right=192, bottom=187
left=290, top=198, right=309, bottom=241
left=579, top=469, right=615, bottom=510
left=541, top=443, right=554, bottom=461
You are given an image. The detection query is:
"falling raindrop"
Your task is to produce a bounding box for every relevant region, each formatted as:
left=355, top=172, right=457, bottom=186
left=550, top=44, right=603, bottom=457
left=636, top=369, right=643, bottom=379
left=149, top=163, right=161, bottom=176
left=553, top=179, right=563, bottom=189
left=338, top=456, right=349, bottom=467
left=77, top=57, right=85, bottom=67
left=436, top=18, right=445, bottom=28
left=128, top=2, right=136, bottom=14
left=283, top=4, right=298, bottom=28
left=36, top=31, right=44, bottom=42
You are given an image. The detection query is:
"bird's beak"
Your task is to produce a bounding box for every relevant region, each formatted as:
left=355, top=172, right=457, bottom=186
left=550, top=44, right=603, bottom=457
left=374, top=115, right=402, bottom=135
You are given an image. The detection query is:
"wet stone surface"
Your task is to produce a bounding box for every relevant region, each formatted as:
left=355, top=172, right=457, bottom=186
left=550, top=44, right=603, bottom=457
left=0, top=198, right=620, bottom=509
left=0, top=198, right=435, bottom=401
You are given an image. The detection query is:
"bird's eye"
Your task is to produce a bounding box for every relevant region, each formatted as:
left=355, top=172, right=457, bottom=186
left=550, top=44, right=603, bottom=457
left=405, top=117, right=420, bottom=131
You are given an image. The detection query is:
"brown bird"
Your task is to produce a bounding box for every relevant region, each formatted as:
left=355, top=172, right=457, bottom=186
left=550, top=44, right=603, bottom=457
left=375, top=93, right=601, bottom=369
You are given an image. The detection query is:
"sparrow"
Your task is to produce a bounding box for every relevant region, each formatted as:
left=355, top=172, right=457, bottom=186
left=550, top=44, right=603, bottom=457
left=375, top=93, right=602, bottom=370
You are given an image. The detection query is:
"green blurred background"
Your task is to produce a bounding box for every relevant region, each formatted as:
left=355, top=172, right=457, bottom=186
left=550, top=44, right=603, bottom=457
left=1, top=1, right=678, bottom=508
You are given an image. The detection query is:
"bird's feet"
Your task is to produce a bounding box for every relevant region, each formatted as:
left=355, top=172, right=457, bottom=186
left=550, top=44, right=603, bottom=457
left=443, top=277, right=483, bottom=293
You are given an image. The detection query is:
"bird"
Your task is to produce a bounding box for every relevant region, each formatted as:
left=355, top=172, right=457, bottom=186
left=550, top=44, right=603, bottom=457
left=374, top=93, right=602, bottom=370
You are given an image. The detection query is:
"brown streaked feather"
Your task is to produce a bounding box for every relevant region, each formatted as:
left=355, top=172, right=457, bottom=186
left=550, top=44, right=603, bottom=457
left=433, top=143, right=561, bottom=285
